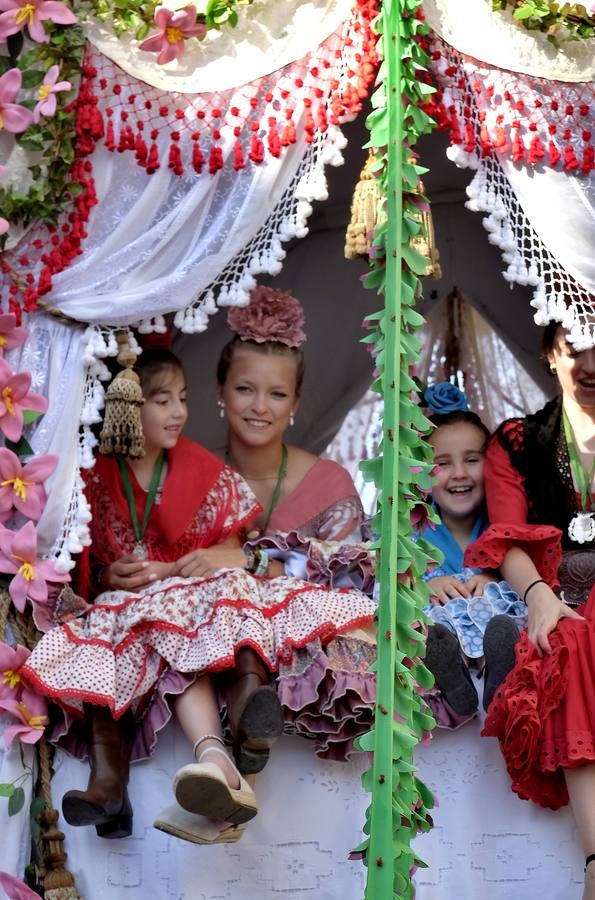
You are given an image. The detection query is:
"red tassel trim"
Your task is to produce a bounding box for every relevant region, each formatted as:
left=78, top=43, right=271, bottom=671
left=249, top=134, right=264, bottom=163
left=233, top=139, right=245, bottom=170
left=192, top=139, right=204, bottom=174
left=527, top=134, right=545, bottom=164
left=563, top=144, right=579, bottom=171
left=209, top=145, right=224, bottom=173
left=582, top=144, right=595, bottom=174
left=548, top=140, right=561, bottom=167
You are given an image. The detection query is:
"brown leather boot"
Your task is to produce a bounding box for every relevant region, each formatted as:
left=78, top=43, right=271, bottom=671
left=62, top=705, right=133, bottom=838
left=226, top=647, right=283, bottom=775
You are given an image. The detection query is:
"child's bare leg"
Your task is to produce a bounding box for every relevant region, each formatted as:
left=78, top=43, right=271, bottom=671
left=565, top=765, right=595, bottom=900
left=173, top=675, right=239, bottom=789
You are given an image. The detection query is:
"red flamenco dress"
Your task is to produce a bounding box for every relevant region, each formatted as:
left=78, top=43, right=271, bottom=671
left=22, top=438, right=376, bottom=762
left=466, top=398, right=595, bottom=810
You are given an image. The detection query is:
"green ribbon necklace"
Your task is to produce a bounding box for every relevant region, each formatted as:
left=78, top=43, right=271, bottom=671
left=117, top=451, right=165, bottom=559
left=225, top=443, right=288, bottom=534
left=562, top=409, right=595, bottom=511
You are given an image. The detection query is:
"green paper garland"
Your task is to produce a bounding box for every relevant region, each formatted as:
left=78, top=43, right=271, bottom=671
left=356, top=1, right=439, bottom=897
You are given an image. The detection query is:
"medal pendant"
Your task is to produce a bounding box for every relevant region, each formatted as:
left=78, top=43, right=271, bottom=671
left=133, top=542, right=148, bottom=560
left=568, top=512, right=595, bottom=545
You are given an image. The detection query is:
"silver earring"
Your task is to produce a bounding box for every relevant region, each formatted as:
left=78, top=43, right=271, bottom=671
left=550, top=365, right=557, bottom=374
left=289, top=412, right=295, bottom=426
left=218, top=400, right=225, bottom=419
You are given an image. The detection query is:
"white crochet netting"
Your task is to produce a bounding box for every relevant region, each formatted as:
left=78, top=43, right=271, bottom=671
left=16, top=18, right=372, bottom=570
left=42, top=6, right=369, bottom=331
left=430, top=38, right=595, bottom=350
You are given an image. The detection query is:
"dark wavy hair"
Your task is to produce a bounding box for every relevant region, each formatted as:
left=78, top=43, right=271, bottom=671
left=428, top=409, right=491, bottom=447
left=135, top=348, right=185, bottom=399
left=216, top=336, right=305, bottom=397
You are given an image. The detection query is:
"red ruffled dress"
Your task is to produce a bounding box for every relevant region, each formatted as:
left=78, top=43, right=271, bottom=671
left=466, top=415, right=595, bottom=810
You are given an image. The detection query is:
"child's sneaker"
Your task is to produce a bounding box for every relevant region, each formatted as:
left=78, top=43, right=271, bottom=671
left=482, top=614, right=521, bottom=712
left=425, top=623, right=479, bottom=715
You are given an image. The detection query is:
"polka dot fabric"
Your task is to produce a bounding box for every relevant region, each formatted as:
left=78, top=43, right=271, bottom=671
left=22, top=569, right=376, bottom=723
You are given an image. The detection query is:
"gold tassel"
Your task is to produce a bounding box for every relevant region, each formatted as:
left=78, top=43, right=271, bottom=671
left=409, top=176, right=442, bottom=279
left=344, top=151, right=383, bottom=260
left=98, top=331, right=145, bottom=458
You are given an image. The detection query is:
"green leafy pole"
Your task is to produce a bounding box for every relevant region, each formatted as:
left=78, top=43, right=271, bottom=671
left=356, top=1, right=439, bottom=897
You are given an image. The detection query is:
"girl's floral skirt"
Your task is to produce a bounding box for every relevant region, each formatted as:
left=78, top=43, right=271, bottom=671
left=22, top=569, right=375, bottom=762
left=483, top=587, right=595, bottom=810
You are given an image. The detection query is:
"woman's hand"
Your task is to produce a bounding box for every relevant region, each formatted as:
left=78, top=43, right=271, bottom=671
left=427, top=575, right=470, bottom=605
left=176, top=547, right=247, bottom=579
left=103, top=556, right=176, bottom=591
left=526, top=581, right=584, bottom=656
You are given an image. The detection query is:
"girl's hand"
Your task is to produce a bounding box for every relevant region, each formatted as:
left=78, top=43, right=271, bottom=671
left=466, top=572, right=497, bottom=596
left=427, top=575, right=470, bottom=605
left=176, top=547, right=247, bottom=579
left=526, top=581, right=584, bottom=656
left=103, top=557, right=177, bottom=591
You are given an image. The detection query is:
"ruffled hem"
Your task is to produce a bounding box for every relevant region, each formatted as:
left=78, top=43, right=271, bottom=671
left=23, top=569, right=375, bottom=721
left=422, top=687, right=477, bottom=730
left=248, top=530, right=375, bottom=595
left=424, top=581, right=526, bottom=659
left=465, top=522, right=562, bottom=589
left=46, top=668, right=195, bottom=763
left=482, top=592, right=595, bottom=810
left=276, top=635, right=376, bottom=760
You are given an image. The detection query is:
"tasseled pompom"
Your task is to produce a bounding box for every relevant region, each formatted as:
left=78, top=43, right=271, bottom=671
left=98, top=331, right=145, bottom=458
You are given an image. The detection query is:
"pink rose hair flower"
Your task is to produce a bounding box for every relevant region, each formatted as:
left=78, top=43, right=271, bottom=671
left=0, top=356, right=47, bottom=443
left=0, top=687, right=48, bottom=747
left=0, top=69, right=33, bottom=134
left=0, top=641, right=30, bottom=701
left=0, top=0, right=77, bottom=44
left=227, top=286, right=307, bottom=348
left=33, top=65, right=71, bottom=123
left=0, top=313, right=27, bottom=353
left=0, top=520, right=68, bottom=613
left=0, top=448, right=58, bottom=522
left=139, top=5, right=206, bottom=65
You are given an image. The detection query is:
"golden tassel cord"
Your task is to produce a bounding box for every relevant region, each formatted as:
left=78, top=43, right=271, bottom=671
left=99, top=330, right=145, bottom=458
left=344, top=151, right=383, bottom=260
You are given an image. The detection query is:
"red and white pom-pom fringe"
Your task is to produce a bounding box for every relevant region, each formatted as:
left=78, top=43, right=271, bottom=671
left=423, top=37, right=595, bottom=175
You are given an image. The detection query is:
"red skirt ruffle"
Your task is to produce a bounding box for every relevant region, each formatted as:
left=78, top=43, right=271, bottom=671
left=482, top=590, right=595, bottom=810
left=466, top=522, right=562, bottom=588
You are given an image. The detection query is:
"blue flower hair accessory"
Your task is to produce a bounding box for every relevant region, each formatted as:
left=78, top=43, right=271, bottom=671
left=424, top=382, right=469, bottom=415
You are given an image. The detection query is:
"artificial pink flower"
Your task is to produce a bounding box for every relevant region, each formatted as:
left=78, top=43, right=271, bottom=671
left=227, top=286, right=307, bottom=347
left=0, top=872, right=40, bottom=900
left=0, top=641, right=30, bottom=701
left=32, top=64, right=71, bottom=123
left=0, top=448, right=58, bottom=522
left=0, top=357, right=47, bottom=443
left=0, top=0, right=77, bottom=44
left=0, top=69, right=33, bottom=134
left=139, top=5, right=206, bottom=65
left=0, top=165, right=7, bottom=236
left=0, top=520, right=68, bottom=612
left=0, top=687, right=48, bottom=747
left=0, top=313, right=27, bottom=353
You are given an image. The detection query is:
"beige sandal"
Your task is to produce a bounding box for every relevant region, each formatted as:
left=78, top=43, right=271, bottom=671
left=173, top=738, right=257, bottom=826
left=153, top=805, right=246, bottom=845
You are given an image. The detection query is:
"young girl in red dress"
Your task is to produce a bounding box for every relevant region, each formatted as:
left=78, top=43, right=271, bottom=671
left=23, top=347, right=376, bottom=842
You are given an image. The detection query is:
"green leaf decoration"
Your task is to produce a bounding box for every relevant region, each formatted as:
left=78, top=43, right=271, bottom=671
left=357, top=2, right=438, bottom=897
left=5, top=436, right=35, bottom=457
left=9, top=786, right=26, bottom=816
left=0, top=783, right=15, bottom=797
left=22, top=409, right=44, bottom=426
